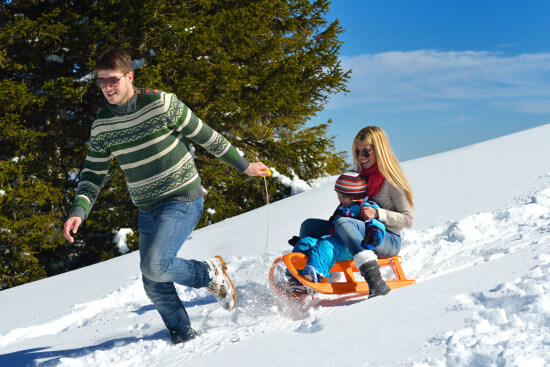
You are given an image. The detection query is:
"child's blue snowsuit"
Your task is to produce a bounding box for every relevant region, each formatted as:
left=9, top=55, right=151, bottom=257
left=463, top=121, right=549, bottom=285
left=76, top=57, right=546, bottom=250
left=291, top=235, right=351, bottom=279
left=292, top=199, right=386, bottom=279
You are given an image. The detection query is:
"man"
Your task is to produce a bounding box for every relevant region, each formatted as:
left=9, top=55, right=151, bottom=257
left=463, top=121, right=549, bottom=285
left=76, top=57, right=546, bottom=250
left=63, top=48, right=269, bottom=344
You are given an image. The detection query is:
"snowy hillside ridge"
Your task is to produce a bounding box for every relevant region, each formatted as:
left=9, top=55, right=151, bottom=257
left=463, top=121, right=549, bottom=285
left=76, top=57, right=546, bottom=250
left=1, top=186, right=549, bottom=366
left=1, top=124, right=549, bottom=367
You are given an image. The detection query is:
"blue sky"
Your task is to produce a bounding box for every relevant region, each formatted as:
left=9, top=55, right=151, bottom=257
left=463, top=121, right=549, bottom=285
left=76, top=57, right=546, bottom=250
left=311, top=0, right=550, bottom=162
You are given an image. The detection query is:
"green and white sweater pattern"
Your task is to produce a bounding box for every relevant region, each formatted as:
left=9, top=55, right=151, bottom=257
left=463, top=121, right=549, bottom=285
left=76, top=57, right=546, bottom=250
left=70, top=90, right=249, bottom=220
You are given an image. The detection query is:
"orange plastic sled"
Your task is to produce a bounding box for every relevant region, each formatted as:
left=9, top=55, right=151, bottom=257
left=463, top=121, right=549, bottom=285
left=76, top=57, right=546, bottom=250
left=269, top=252, right=415, bottom=296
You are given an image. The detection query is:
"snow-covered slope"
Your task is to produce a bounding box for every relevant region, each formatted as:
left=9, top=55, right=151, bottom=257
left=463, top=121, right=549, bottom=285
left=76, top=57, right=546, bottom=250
left=1, top=124, right=549, bottom=367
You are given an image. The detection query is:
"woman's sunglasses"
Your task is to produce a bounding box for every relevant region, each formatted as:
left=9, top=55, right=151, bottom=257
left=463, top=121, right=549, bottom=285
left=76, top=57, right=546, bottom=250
left=355, top=149, right=374, bottom=158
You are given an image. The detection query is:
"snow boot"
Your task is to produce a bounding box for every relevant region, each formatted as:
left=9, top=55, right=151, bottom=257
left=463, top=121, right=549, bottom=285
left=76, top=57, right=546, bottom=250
left=299, top=265, right=320, bottom=283
left=354, top=250, right=390, bottom=298
left=170, top=328, right=197, bottom=345
left=277, top=275, right=307, bottom=294
left=205, top=255, right=237, bottom=310
left=288, top=235, right=300, bottom=247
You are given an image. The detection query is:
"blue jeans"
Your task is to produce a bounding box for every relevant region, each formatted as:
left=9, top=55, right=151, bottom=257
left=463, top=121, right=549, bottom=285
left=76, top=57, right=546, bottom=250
left=138, top=198, right=207, bottom=335
left=300, top=218, right=331, bottom=239
left=300, top=217, right=401, bottom=258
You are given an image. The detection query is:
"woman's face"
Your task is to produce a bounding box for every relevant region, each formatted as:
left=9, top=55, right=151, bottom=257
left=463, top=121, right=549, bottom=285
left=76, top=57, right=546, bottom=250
left=355, top=140, right=377, bottom=170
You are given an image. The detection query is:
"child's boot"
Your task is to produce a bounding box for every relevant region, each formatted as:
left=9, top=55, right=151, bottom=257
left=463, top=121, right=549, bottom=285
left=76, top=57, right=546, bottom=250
left=288, top=235, right=300, bottom=246
left=299, top=265, right=320, bottom=283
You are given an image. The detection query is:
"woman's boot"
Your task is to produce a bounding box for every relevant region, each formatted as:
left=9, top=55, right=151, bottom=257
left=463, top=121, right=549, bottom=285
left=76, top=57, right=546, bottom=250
left=354, top=250, right=390, bottom=298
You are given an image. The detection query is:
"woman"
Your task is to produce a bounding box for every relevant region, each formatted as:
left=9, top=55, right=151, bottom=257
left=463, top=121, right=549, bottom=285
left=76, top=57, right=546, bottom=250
left=299, top=126, right=414, bottom=297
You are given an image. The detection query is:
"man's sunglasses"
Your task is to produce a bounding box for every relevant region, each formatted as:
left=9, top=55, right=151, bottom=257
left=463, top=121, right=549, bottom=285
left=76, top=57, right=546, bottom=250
left=95, top=75, right=125, bottom=88
left=355, top=149, right=374, bottom=158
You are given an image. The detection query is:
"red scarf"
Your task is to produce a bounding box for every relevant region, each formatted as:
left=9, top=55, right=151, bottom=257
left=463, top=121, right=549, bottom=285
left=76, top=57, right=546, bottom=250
left=359, top=164, right=385, bottom=197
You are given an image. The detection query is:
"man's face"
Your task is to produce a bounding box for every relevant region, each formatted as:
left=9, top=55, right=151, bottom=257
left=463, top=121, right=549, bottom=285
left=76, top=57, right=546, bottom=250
left=96, top=69, right=134, bottom=106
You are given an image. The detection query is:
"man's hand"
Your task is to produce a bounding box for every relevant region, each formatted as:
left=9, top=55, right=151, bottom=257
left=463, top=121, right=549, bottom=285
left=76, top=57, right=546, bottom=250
left=63, top=216, right=82, bottom=243
left=244, top=162, right=270, bottom=177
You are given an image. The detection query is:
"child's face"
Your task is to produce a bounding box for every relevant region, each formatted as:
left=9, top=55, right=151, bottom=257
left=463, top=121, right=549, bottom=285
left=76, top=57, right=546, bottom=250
left=337, top=192, right=354, bottom=206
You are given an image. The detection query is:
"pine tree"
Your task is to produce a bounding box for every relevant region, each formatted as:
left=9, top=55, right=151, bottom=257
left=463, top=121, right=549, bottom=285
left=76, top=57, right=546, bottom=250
left=0, top=79, right=64, bottom=288
left=0, top=0, right=349, bottom=288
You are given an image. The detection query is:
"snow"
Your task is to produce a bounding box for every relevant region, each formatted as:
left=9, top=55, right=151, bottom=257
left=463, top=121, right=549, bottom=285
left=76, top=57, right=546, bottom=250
left=45, top=55, right=64, bottom=64
left=113, top=229, right=133, bottom=254
left=270, top=167, right=312, bottom=195
left=1, top=124, right=549, bottom=367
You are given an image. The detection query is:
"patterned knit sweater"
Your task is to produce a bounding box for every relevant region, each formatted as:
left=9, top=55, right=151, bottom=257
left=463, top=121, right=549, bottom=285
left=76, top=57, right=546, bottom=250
left=69, top=89, right=249, bottom=220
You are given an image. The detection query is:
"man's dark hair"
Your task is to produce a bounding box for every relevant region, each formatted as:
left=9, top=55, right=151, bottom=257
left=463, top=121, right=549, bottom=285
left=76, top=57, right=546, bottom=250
left=95, top=47, right=133, bottom=74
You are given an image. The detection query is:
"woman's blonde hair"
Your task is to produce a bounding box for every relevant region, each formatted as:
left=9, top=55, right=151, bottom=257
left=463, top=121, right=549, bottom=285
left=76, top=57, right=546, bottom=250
left=352, top=126, right=414, bottom=206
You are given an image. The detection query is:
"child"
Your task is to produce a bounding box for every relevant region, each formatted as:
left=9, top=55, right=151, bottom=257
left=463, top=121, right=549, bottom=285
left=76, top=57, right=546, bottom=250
left=287, top=171, right=385, bottom=286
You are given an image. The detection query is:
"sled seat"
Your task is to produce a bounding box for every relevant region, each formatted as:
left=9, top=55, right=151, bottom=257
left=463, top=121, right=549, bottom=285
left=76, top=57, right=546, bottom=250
left=269, top=252, right=415, bottom=295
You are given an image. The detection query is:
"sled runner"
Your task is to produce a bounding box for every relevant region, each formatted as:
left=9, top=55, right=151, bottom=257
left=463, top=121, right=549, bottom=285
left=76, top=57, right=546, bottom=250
left=269, top=252, right=415, bottom=296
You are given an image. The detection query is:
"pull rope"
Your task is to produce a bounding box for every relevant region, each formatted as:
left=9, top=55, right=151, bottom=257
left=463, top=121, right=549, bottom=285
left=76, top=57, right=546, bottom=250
left=262, top=171, right=271, bottom=255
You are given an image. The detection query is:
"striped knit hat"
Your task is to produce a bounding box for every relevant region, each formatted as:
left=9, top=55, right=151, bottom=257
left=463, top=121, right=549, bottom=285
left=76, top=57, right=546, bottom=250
left=334, top=171, right=367, bottom=199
